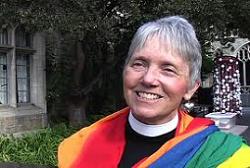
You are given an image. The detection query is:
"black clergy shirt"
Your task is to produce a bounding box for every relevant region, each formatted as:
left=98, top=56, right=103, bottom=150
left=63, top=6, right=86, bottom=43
left=118, top=121, right=176, bottom=168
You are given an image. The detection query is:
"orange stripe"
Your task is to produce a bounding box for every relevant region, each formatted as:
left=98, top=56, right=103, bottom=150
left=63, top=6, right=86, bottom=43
left=58, top=108, right=211, bottom=168
left=58, top=107, right=130, bottom=168
left=176, top=110, right=194, bottom=134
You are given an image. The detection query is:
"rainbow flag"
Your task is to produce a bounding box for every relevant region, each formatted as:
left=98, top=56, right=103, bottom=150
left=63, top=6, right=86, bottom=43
left=58, top=107, right=250, bottom=168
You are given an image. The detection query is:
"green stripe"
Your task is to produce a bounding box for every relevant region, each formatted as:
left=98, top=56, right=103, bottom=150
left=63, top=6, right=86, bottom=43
left=185, top=131, right=244, bottom=168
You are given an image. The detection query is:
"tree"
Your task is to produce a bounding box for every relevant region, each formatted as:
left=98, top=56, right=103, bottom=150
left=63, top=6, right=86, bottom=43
left=0, top=0, right=143, bottom=124
left=1, top=0, right=249, bottom=125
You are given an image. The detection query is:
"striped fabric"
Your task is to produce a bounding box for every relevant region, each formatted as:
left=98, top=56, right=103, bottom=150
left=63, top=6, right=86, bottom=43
left=58, top=107, right=250, bottom=168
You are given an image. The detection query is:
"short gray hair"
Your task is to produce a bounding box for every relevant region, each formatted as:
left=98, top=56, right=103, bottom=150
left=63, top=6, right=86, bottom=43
left=125, top=16, right=202, bottom=88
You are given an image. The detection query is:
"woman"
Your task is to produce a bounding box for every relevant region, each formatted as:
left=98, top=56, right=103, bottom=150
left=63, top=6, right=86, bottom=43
left=58, top=16, right=250, bottom=168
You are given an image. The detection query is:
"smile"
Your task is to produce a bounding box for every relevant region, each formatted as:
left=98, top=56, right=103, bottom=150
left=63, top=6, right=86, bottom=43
left=136, top=91, right=163, bottom=100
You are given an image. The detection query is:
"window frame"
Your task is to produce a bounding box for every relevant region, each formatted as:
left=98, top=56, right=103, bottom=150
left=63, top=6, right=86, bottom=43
left=0, top=25, right=35, bottom=106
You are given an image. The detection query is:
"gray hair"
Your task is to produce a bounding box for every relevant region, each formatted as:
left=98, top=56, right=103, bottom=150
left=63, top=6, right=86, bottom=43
left=125, top=16, right=202, bottom=88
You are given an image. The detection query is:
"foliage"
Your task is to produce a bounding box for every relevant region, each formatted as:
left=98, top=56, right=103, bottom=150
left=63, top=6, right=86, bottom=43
left=0, top=113, right=109, bottom=166
left=0, top=123, right=78, bottom=166
left=1, top=0, right=250, bottom=120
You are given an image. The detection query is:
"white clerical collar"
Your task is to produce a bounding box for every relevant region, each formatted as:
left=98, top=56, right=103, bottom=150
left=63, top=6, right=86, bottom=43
left=128, top=112, right=178, bottom=137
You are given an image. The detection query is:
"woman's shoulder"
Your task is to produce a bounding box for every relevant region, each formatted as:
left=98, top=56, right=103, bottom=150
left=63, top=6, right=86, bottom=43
left=57, top=107, right=130, bottom=168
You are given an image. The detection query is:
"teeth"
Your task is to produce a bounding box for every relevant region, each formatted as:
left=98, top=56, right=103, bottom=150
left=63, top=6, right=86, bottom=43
left=138, top=92, right=161, bottom=100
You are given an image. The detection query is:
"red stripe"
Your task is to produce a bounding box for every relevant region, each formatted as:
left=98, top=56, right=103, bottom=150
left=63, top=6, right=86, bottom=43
left=184, top=118, right=214, bottom=134
left=71, top=111, right=128, bottom=168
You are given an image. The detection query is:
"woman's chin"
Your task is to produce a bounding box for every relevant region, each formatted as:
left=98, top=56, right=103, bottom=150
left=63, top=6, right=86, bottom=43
left=131, top=110, right=159, bottom=124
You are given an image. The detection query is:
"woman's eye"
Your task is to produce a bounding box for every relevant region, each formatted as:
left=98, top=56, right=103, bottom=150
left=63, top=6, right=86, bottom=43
left=164, top=68, right=173, bottom=72
left=133, top=62, right=143, bottom=66
left=163, top=67, right=176, bottom=74
left=132, top=60, right=145, bottom=67
left=130, top=60, right=147, bottom=71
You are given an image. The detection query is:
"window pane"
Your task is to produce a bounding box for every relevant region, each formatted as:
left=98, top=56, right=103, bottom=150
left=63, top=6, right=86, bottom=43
left=0, top=53, right=7, bottom=104
left=16, top=54, right=28, bottom=65
left=16, top=53, right=30, bottom=103
left=18, top=91, right=28, bottom=103
left=17, top=78, right=28, bottom=90
left=17, top=66, right=28, bottom=78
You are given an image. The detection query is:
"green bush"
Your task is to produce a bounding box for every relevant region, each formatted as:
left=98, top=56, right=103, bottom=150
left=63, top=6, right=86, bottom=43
left=0, top=123, right=78, bottom=166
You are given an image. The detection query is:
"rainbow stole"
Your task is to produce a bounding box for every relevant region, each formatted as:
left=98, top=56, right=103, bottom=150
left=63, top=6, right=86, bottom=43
left=58, top=107, right=219, bottom=168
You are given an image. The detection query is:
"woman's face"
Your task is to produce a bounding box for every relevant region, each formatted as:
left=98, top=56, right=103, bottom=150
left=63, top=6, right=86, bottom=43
left=123, top=36, right=199, bottom=124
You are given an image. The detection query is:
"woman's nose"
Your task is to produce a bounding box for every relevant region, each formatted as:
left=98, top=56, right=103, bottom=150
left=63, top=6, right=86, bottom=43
left=142, top=67, right=159, bottom=87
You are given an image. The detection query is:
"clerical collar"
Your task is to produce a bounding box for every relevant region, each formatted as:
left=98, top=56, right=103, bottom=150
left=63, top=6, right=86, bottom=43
left=128, top=112, right=178, bottom=137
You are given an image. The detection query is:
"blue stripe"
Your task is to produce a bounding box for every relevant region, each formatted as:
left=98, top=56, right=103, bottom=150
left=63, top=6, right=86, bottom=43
left=149, top=125, right=219, bottom=168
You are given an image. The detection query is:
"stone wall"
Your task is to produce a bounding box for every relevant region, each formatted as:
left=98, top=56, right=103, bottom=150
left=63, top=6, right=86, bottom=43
left=0, top=105, right=47, bottom=134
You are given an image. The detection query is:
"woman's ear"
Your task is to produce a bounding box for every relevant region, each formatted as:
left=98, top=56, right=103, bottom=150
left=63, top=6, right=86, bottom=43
left=183, top=81, right=200, bottom=101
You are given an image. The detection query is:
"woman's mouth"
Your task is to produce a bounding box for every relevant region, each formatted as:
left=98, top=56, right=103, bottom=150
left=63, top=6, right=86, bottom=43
left=136, top=91, right=163, bottom=100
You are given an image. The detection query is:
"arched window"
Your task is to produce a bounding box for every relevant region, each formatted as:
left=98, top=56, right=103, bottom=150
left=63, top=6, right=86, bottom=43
left=15, top=26, right=32, bottom=48
left=0, top=28, right=8, bottom=45
left=237, top=42, right=250, bottom=88
left=0, top=25, right=33, bottom=104
left=237, top=42, right=250, bottom=107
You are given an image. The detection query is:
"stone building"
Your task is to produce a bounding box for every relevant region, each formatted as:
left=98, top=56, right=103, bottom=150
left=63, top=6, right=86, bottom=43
left=0, top=24, right=47, bottom=134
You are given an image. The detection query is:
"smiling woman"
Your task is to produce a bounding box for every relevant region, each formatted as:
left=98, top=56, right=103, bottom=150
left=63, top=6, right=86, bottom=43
left=123, top=35, right=199, bottom=125
left=58, top=16, right=250, bottom=168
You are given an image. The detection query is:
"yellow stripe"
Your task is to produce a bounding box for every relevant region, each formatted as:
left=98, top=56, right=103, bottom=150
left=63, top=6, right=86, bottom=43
left=217, top=143, right=250, bottom=168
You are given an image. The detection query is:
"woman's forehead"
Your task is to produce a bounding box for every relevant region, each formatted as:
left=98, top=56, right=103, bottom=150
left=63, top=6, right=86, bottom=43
left=134, top=35, right=183, bottom=60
